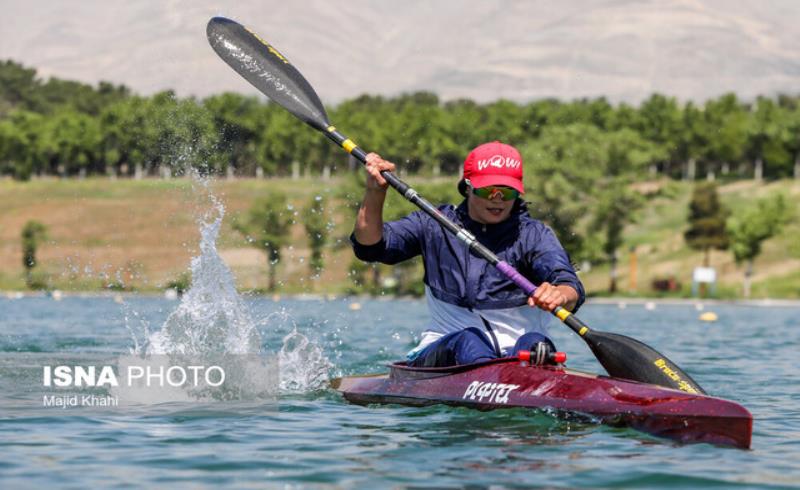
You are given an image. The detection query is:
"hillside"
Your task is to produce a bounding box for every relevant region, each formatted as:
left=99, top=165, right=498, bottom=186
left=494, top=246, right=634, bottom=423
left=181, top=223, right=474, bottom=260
left=1, top=177, right=798, bottom=298
left=1, top=0, right=799, bottom=104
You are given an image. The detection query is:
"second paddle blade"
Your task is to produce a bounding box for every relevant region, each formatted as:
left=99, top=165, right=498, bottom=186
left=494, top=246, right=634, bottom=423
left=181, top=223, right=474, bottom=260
left=584, top=330, right=706, bottom=394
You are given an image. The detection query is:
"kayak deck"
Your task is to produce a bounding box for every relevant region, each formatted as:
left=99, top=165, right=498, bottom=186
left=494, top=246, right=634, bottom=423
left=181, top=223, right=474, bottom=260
left=332, top=358, right=752, bottom=449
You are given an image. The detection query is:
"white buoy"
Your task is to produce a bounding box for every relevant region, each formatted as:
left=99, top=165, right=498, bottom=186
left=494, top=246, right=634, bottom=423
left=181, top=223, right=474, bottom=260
left=51, top=290, right=63, bottom=301
left=644, top=301, right=656, bottom=311
left=618, top=302, right=627, bottom=309
left=164, top=288, right=179, bottom=300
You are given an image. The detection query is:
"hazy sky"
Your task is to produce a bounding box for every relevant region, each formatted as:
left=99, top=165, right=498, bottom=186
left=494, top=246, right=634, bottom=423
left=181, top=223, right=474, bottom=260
left=1, top=0, right=799, bottom=103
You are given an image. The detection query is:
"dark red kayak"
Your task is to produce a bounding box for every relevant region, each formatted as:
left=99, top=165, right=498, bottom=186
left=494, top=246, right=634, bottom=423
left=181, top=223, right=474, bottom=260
left=332, top=357, right=752, bottom=449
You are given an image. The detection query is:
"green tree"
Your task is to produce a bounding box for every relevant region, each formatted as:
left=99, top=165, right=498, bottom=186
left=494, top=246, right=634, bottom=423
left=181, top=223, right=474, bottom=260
left=0, top=60, right=129, bottom=117
left=98, top=95, right=159, bottom=177
left=439, top=99, right=484, bottom=173
left=747, top=97, right=792, bottom=179
left=684, top=182, right=729, bottom=266
left=588, top=129, right=655, bottom=292
left=383, top=92, right=442, bottom=173
left=234, top=193, right=293, bottom=292
left=591, top=129, right=656, bottom=293
left=329, top=94, right=396, bottom=177
left=203, top=93, right=262, bottom=176
left=0, top=110, right=46, bottom=179
left=302, top=195, right=329, bottom=278
left=258, top=103, right=305, bottom=175
left=521, top=124, right=659, bottom=264
left=590, top=183, right=642, bottom=293
left=478, top=99, right=526, bottom=144
left=38, top=77, right=129, bottom=116
left=676, top=101, right=710, bottom=180
left=0, top=60, right=43, bottom=113
left=40, top=108, right=102, bottom=176
left=727, top=195, right=789, bottom=297
left=148, top=92, right=218, bottom=176
left=703, top=93, right=747, bottom=178
left=521, top=124, right=606, bottom=260
left=785, top=103, right=800, bottom=178
left=99, top=92, right=217, bottom=177
left=21, top=220, right=47, bottom=289
left=0, top=110, right=36, bottom=180
left=633, top=94, right=684, bottom=174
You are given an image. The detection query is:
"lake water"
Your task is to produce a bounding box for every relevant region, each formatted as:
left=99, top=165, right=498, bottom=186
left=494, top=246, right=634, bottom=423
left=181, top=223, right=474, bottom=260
left=0, top=295, right=798, bottom=489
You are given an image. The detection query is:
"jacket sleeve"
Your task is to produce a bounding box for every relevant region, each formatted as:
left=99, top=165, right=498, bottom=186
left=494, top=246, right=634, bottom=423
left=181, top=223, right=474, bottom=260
left=526, top=224, right=586, bottom=312
left=350, top=211, right=425, bottom=265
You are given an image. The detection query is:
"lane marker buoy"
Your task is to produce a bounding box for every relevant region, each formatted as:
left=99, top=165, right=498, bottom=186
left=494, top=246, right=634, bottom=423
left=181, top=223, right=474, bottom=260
left=699, top=311, right=718, bottom=322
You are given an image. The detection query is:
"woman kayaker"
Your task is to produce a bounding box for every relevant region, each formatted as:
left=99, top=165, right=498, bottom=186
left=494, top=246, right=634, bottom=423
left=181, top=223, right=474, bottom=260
left=351, top=141, right=585, bottom=367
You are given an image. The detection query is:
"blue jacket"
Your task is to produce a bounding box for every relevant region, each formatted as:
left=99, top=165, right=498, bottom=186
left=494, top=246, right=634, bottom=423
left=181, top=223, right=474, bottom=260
left=351, top=200, right=585, bottom=311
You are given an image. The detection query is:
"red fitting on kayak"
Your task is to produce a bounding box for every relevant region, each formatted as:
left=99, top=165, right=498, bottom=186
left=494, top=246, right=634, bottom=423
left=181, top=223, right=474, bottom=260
left=552, top=352, right=567, bottom=364
left=518, top=350, right=531, bottom=362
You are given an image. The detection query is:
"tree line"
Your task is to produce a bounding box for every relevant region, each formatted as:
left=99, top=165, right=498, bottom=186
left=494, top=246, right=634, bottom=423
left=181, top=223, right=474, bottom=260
left=2, top=59, right=800, bottom=182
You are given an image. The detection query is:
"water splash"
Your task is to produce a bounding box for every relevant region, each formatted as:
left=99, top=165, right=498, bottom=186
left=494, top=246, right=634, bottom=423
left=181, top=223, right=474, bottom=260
left=147, top=191, right=260, bottom=356
left=279, top=329, right=334, bottom=392
left=114, top=178, right=276, bottom=403
left=121, top=173, right=331, bottom=399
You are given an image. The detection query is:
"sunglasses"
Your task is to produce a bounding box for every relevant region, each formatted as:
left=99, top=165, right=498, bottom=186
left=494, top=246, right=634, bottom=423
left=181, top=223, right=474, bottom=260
left=470, top=185, right=520, bottom=201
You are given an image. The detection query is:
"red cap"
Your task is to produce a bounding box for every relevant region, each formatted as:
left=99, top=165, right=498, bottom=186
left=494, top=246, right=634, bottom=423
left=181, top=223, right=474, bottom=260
left=462, top=141, right=524, bottom=194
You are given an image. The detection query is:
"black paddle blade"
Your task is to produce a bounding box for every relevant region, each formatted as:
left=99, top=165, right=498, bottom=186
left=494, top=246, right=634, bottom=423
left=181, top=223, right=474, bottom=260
left=206, top=16, right=330, bottom=131
left=583, top=330, right=706, bottom=395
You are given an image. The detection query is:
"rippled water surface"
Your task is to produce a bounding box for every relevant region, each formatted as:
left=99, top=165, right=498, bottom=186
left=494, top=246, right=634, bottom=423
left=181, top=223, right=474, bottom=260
left=1, top=296, right=798, bottom=489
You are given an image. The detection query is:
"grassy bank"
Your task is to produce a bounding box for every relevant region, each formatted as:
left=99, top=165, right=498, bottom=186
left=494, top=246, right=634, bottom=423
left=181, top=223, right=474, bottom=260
left=579, top=179, right=800, bottom=299
left=1, top=177, right=798, bottom=298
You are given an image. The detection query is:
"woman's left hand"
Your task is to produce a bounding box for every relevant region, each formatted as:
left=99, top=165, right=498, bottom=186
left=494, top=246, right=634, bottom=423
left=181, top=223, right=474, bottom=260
left=528, top=282, right=574, bottom=312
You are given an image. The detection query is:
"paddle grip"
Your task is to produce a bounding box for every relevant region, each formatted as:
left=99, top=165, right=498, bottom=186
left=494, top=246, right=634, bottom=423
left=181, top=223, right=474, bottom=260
left=349, top=144, right=411, bottom=195
left=496, top=261, right=537, bottom=296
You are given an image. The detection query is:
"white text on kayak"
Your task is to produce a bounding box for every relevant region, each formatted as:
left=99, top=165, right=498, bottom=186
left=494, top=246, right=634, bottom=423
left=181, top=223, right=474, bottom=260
left=463, top=381, right=520, bottom=404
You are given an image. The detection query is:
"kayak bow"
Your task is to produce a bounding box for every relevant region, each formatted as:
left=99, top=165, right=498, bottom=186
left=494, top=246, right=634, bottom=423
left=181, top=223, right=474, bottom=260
left=332, top=358, right=752, bottom=449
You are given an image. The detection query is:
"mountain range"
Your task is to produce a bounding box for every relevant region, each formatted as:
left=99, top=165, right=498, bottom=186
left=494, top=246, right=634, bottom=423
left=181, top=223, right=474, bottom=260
left=1, top=0, right=798, bottom=104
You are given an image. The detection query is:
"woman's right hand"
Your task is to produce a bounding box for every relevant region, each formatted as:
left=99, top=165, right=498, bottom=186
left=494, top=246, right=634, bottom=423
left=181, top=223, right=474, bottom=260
left=365, top=153, right=396, bottom=191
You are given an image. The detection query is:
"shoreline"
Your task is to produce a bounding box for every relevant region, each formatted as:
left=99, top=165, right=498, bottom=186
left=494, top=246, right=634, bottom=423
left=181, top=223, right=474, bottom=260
left=585, top=296, right=800, bottom=308
left=3, top=289, right=800, bottom=307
